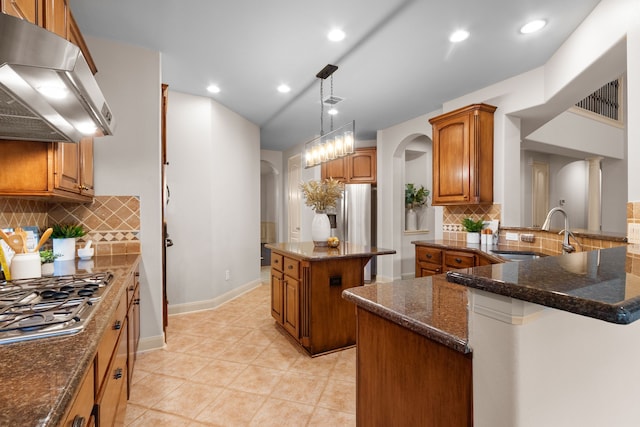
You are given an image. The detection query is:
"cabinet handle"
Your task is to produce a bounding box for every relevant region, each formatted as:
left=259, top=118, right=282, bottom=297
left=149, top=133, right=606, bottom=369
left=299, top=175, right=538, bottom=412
left=135, top=272, right=140, bottom=277
left=426, top=254, right=432, bottom=259
left=455, top=258, right=462, bottom=263
left=72, top=416, right=86, bottom=427
left=134, top=298, right=140, bottom=305
left=113, top=320, right=122, bottom=330
left=114, top=367, right=123, bottom=380
left=287, top=265, right=293, bottom=270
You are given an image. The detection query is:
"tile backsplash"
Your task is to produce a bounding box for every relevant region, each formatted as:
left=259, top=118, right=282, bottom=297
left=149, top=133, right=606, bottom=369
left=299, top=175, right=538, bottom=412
left=0, top=196, right=140, bottom=256
left=442, top=204, right=501, bottom=241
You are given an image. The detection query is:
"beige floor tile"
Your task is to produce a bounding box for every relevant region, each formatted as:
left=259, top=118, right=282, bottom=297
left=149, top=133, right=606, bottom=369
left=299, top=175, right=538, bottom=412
left=128, top=408, right=194, bottom=427
left=189, top=358, right=246, bottom=387
left=122, top=403, right=147, bottom=425
left=128, top=374, right=185, bottom=408
left=141, top=351, right=211, bottom=379
left=215, top=340, right=267, bottom=364
left=308, top=407, right=356, bottom=426
left=151, top=381, right=224, bottom=419
left=270, top=371, right=328, bottom=405
left=331, top=350, right=356, bottom=382
left=249, top=397, right=314, bottom=426
left=180, top=337, right=226, bottom=359
left=317, top=379, right=356, bottom=414
left=227, top=365, right=283, bottom=395
left=251, top=341, right=302, bottom=371
left=288, top=350, right=340, bottom=377
left=163, top=332, right=204, bottom=353
left=195, top=389, right=266, bottom=426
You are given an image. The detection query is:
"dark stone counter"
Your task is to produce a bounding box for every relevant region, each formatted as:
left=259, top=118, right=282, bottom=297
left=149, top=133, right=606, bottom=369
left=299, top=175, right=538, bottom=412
left=266, top=241, right=395, bottom=260
left=447, top=246, right=640, bottom=324
left=0, top=254, right=141, bottom=427
left=342, top=274, right=470, bottom=354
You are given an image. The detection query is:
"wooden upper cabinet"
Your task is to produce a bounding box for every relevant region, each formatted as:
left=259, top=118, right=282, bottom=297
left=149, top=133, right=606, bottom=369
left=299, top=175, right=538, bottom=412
left=1, top=0, right=42, bottom=24
left=0, top=140, right=94, bottom=202
left=67, top=9, right=98, bottom=74
left=430, top=103, right=496, bottom=205
left=43, top=0, right=66, bottom=38
left=321, top=147, right=376, bottom=184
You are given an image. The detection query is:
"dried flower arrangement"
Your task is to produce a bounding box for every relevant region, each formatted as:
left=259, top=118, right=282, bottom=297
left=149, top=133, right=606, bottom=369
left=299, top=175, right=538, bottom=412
left=300, top=178, right=344, bottom=212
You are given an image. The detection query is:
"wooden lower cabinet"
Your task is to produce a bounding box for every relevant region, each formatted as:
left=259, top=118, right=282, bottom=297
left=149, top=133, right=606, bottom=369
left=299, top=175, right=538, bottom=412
left=126, top=268, right=141, bottom=399
left=270, top=250, right=370, bottom=355
left=415, top=244, right=498, bottom=277
left=98, top=318, right=128, bottom=427
left=60, top=361, right=96, bottom=427
left=355, top=308, right=472, bottom=426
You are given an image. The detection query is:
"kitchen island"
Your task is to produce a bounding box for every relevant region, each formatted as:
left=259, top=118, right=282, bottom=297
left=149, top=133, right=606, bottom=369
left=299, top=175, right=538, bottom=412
left=266, top=242, right=395, bottom=356
left=0, top=254, right=141, bottom=427
left=343, top=246, right=640, bottom=426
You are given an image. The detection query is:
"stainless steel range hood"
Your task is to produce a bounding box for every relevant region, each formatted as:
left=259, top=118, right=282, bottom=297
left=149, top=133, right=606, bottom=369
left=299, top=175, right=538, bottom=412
left=0, top=13, right=115, bottom=143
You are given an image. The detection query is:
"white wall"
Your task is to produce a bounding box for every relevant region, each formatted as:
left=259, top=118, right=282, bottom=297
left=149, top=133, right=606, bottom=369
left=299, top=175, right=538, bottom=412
left=86, top=36, right=164, bottom=349
left=166, top=91, right=261, bottom=313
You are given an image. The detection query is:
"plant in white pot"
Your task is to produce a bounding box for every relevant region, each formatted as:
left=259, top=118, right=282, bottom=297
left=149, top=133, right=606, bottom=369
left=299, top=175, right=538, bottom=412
left=39, top=249, right=59, bottom=275
left=300, top=178, right=344, bottom=246
left=405, top=184, right=429, bottom=231
left=51, top=223, right=86, bottom=261
left=461, top=218, right=484, bottom=244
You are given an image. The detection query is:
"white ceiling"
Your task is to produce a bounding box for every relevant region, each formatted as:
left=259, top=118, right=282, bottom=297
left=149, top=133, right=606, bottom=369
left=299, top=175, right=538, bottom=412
left=69, top=0, right=601, bottom=151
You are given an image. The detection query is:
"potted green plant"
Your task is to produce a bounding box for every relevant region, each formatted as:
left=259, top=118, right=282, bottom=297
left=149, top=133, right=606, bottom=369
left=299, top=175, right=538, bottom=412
left=39, top=249, right=59, bottom=275
left=405, top=184, right=430, bottom=231
left=462, top=218, right=484, bottom=244
left=51, top=223, right=86, bottom=261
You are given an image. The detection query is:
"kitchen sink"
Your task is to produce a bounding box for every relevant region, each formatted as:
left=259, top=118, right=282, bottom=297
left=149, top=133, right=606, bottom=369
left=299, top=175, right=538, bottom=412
left=490, top=249, right=547, bottom=262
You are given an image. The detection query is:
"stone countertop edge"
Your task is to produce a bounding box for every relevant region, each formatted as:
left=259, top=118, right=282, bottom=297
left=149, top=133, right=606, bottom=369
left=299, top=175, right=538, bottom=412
left=446, top=270, right=640, bottom=325
left=266, top=242, right=396, bottom=261
left=342, top=285, right=471, bottom=354
left=0, top=254, right=141, bottom=427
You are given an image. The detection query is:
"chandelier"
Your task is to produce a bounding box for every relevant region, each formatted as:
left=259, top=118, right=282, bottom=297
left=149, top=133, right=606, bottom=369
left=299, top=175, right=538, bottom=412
left=304, top=64, right=355, bottom=168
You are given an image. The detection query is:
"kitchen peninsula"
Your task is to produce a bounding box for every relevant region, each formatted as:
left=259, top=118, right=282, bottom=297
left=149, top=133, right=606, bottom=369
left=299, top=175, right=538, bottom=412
left=343, top=246, right=640, bottom=426
left=266, top=242, right=394, bottom=356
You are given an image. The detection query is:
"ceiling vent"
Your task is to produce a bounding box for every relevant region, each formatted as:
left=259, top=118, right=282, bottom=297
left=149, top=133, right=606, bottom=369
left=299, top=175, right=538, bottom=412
left=323, top=95, right=344, bottom=105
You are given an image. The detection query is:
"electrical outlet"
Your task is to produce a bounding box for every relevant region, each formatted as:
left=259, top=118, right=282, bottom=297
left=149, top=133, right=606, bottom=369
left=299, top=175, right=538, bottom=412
left=505, top=232, right=519, bottom=241
left=225, top=270, right=230, bottom=281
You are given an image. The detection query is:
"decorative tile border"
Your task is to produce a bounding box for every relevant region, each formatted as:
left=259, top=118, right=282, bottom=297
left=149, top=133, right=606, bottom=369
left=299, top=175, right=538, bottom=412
left=0, top=196, right=141, bottom=256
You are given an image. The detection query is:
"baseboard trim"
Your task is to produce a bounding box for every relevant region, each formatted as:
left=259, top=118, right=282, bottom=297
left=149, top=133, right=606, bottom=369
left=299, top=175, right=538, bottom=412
left=167, top=279, right=263, bottom=316
left=137, top=334, right=165, bottom=353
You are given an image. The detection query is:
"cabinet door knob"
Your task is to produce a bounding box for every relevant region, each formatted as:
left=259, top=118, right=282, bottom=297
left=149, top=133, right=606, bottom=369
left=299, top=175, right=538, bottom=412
left=72, top=416, right=86, bottom=427
left=114, top=367, right=123, bottom=380
left=288, top=265, right=293, bottom=270
left=455, top=258, right=462, bottom=263
left=134, top=298, right=140, bottom=305
left=113, top=320, right=122, bottom=330
left=426, top=254, right=432, bottom=259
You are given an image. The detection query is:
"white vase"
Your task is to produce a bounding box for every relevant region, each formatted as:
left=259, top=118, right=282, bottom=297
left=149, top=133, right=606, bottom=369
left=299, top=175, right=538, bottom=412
left=466, top=232, right=480, bottom=244
left=53, top=237, right=76, bottom=261
left=312, top=211, right=331, bottom=246
left=406, top=208, right=417, bottom=231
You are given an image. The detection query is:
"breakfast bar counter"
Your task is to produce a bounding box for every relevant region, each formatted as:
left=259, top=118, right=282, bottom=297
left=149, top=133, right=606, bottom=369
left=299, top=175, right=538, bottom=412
left=343, top=246, right=640, bottom=426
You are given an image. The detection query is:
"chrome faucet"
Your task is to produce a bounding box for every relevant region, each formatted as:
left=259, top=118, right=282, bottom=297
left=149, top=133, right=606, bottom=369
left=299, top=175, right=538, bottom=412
left=541, top=207, right=578, bottom=253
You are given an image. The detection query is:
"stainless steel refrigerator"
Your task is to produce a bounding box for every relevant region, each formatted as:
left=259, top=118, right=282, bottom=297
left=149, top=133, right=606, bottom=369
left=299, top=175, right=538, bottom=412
left=333, top=183, right=376, bottom=282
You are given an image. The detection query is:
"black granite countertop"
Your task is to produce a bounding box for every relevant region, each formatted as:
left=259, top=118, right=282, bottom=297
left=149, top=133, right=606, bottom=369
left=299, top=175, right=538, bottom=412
left=342, top=275, right=471, bottom=354
left=447, top=246, right=640, bottom=324
left=266, top=241, right=395, bottom=260
left=0, top=254, right=141, bottom=427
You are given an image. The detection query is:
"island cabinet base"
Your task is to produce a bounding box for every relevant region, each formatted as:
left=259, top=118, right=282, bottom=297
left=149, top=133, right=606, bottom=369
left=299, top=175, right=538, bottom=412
left=355, top=307, right=473, bottom=426
left=271, top=251, right=369, bottom=356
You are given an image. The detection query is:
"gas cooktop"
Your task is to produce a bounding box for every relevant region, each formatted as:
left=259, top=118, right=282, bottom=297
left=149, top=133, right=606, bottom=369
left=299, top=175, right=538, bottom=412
left=0, top=272, right=114, bottom=344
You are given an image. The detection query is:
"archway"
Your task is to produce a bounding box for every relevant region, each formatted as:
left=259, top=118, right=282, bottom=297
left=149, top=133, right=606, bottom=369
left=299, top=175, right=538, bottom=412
left=260, top=160, right=279, bottom=265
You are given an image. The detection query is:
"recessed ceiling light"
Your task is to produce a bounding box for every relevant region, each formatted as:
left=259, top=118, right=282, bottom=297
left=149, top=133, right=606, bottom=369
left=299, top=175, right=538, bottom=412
left=449, top=30, right=470, bottom=43
left=520, top=19, right=547, bottom=34
left=328, top=29, right=346, bottom=42
left=328, top=108, right=338, bottom=115
left=207, top=85, right=220, bottom=94
left=277, top=84, right=291, bottom=93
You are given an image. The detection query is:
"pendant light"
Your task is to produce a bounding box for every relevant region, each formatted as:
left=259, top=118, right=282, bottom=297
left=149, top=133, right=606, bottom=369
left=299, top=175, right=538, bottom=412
left=304, top=64, right=355, bottom=168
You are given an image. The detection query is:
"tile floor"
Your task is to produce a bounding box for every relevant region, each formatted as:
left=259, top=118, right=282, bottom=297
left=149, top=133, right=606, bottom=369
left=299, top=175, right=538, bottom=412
left=124, top=268, right=356, bottom=426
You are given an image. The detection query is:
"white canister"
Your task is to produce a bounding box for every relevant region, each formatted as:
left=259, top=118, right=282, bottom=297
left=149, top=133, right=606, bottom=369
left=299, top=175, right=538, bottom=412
left=10, top=252, right=42, bottom=280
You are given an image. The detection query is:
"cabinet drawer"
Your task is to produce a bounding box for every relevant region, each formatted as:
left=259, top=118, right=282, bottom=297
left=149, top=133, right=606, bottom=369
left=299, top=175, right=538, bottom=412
left=444, top=251, right=476, bottom=270
left=416, top=246, right=442, bottom=264
left=283, top=257, right=300, bottom=280
left=96, top=292, right=127, bottom=393
left=271, top=253, right=284, bottom=272
left=98, top=319, right=128, bottom=427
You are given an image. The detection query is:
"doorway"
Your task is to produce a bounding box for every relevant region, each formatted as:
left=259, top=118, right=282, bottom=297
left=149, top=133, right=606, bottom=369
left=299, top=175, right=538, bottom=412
left=260, top=160, right=278, bottom=265
left=288, top=154, right=301, bottom=242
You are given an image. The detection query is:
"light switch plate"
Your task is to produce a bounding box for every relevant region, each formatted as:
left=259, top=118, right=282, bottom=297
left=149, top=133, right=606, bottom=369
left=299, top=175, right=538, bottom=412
left=628, top=224, right=640, bottom=244
left=505, top=232, right=519, bottom=241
